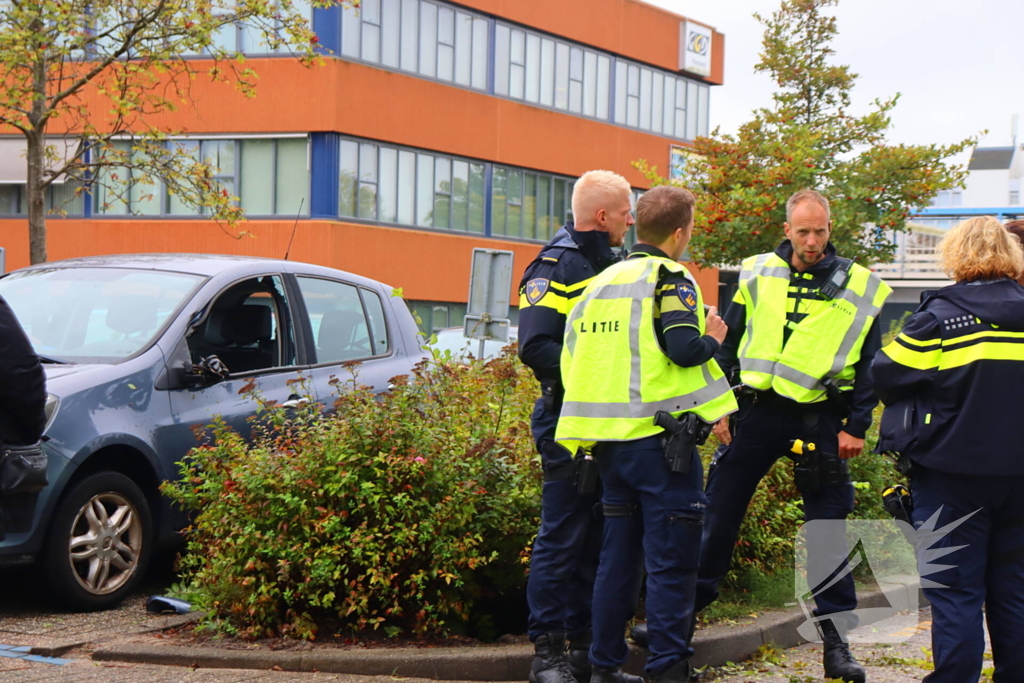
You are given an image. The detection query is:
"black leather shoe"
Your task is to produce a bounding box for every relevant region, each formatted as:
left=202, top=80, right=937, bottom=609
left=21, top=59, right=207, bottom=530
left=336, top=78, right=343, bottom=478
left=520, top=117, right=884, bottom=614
left=818, top=620, right=866, bottom=683
left=628, top=622, right=648, bottom=649
left=567, top=630, right=592, bottom=683
left=651, top=658, right=692, bottom=683
left=529, top=631, right=578, bottom=683
left=589, top=666, right=644, bottom=683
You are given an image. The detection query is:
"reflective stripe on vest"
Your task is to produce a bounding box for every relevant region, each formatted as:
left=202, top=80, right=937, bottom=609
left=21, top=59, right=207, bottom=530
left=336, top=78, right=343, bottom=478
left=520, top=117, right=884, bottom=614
left=555, top=256, right=737, bottom=448
left=737, top=252, right=892, bottom=403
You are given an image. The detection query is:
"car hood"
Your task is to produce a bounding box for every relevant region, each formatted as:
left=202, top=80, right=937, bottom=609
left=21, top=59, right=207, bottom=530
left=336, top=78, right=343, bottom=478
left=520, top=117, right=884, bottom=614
left=43, top=363, right=113, bottom=382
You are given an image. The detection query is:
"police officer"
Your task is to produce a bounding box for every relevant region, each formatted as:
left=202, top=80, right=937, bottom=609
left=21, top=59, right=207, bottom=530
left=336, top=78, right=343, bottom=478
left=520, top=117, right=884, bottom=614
left=872, top=216, right=1024, bottom=683
left=0, top=293, right=47, bottom=539
left=518, top=170, right=635, bottom=683
left=700, top=189, right=890, bottom=682
left=556, top=186, right=736, bottom=683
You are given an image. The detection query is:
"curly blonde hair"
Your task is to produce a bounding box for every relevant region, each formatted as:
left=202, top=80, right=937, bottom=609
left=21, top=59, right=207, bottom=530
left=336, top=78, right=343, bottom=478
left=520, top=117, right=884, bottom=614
left=939, top=216, right=1024, bottom=282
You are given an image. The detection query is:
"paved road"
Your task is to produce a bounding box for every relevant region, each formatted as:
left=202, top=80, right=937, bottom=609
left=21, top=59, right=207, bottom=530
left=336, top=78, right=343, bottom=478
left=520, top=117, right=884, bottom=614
left=0, top=564, right=984, bottom=682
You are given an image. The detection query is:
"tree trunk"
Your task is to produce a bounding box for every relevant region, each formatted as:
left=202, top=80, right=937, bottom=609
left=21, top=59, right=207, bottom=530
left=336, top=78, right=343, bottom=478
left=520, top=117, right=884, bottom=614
left=26, top=132, right=47, bottom=265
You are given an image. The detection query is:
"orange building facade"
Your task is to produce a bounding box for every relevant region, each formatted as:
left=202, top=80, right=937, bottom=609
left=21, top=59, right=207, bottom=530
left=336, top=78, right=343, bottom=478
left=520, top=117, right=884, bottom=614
left=0, top=0, right=724, bottom=330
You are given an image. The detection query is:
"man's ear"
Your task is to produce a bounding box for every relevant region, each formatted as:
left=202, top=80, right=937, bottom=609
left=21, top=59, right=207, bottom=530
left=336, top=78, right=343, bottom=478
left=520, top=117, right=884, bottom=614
left=595, top=208, right=607, bottom=226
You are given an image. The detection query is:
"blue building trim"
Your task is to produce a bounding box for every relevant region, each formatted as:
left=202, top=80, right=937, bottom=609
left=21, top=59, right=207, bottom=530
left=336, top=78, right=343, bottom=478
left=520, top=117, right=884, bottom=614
left=82, top=143, right=93, bottom=218
left=915, top=206, right=1024, bottom=220
left=313, top=5, right=341, bottom=57
left=310, top=133, right=340, bottom=219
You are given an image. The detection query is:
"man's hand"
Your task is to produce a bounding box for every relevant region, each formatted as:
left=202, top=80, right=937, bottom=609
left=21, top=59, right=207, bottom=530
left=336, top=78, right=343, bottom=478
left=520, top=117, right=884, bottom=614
left=705, top=306, right=728, bottom=344
left=713, top=418, right=732, bottom=446
left=838, top=431, right=864, bottom=459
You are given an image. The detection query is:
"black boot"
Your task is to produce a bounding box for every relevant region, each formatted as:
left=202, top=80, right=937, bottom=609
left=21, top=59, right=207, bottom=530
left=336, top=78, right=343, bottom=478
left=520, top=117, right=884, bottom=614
left=651, top=658, right=692, bottom=683
left=818, top=620, right=866, bottom=683
left=529, top=631, right=577, bottom=683
left=567, top=630, right=592, bottom=683
left=589, top=666, right=644, bottom=683
left=627, top=622, right=648, bottom=649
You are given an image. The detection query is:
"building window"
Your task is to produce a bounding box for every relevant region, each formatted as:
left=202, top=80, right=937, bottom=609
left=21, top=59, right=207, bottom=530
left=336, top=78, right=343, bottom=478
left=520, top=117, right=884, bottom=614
left=0, top=182, right=86, bottom=217
left=613, top=59, right=708, bottom=140
left=494, top=22, right=610, bottom=121
left=929, top=189, right=963, bottom=208
left=339, top=138, right=486, bottom=233
left=1011, top=190, right=1021, bottom=205
left=409, top=300, right=520, bottom=334
left=94, top=137, right=309, bottom=216
left=491, top=166, right=574, bottom=241
left=178, top=1, right=313, bottom=56
left=341, top=0, right=488, bottom=91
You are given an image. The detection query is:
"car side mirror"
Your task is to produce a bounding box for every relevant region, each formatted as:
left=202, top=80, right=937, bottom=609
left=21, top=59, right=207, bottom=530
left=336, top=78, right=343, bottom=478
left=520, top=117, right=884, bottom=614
left=186, top=355, right=230, bottom=385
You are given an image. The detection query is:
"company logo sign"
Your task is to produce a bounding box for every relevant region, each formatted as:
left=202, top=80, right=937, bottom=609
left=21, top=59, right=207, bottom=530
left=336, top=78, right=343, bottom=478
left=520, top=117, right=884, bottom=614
left=793, top=509, right=978, bottom=644
left=679, top=21, right=713, bottom=77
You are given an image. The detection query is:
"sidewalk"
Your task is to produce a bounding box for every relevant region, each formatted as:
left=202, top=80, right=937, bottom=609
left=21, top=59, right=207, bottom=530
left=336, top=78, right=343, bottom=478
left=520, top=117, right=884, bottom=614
left=77, top=578, right=926, bottom=681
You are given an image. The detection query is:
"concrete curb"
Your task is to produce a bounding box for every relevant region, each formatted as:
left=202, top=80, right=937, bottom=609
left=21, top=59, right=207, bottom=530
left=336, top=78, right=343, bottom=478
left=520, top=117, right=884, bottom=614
left=92, top=582, right=927, bottom=681
left=27, top=612, right=201, bottom=658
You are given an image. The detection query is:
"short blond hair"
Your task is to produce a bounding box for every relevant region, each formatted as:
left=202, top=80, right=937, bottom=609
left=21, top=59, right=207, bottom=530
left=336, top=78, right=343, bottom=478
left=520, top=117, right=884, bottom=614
left=939, top=216, right=1024, bottom=282
left=571, top=170, right=631, bottom=227
left=786, top=188, right=830, bottom=223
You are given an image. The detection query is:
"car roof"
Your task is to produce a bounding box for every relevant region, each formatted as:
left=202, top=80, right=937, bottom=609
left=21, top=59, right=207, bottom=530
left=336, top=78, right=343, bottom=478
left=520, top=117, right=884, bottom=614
left=11, top=253, right=393, bottom=290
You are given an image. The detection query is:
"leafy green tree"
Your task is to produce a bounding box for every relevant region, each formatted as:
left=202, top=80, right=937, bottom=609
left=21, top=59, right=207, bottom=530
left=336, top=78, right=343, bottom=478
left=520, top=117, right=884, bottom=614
left=0, top=0, right=338, bottom=264
left=636, top=0, right=976, bottom=267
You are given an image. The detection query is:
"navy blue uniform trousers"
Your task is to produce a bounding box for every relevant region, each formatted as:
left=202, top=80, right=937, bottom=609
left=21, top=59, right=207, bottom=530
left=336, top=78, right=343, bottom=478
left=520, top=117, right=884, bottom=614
left=696, top=396, right=857, bottom=626
left=590, top=435, right=706, bottom=676
left=526, top=399, right=602, bottom=641
left=911, top=466, right=1024, bottom=683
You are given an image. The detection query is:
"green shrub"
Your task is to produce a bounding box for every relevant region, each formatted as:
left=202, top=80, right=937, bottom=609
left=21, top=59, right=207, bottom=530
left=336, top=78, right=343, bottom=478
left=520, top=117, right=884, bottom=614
left=163, top=348, right=541, bottom=640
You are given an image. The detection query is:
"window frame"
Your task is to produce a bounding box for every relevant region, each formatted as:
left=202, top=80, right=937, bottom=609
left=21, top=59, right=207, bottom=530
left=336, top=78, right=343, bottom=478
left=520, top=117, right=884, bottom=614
left=293, top=274, right=395, bottom=366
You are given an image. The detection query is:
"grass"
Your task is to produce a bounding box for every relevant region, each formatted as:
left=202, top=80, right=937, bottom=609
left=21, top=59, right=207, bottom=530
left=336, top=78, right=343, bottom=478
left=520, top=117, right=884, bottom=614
left=700, top=567, right=797, bottom=625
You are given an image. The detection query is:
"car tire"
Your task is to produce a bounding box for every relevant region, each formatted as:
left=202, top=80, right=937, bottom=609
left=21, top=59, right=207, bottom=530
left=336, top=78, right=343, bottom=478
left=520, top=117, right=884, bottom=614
left=41, top=472, right=153, bottom=612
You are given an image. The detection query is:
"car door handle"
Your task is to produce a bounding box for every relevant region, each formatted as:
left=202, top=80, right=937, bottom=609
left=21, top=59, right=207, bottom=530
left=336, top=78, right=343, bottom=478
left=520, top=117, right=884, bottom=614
left=281, top=397, right=311, bottom=408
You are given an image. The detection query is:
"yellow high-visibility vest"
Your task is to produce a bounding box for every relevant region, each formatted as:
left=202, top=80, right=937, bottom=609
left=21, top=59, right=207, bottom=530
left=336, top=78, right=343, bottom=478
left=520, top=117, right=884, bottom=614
left=736, top=252, right=892, bottom=403
left=555, top=255, right=737, bottom=451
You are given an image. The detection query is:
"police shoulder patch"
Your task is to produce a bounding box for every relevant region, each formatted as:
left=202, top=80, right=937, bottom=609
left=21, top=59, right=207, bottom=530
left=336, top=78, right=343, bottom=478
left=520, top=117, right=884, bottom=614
left=677, top=283, right=698, bottom=312
left=526, top=278, right=551, bottom=305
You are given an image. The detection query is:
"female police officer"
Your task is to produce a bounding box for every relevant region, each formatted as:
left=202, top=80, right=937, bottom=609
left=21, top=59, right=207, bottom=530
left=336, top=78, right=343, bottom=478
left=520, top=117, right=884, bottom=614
left=872, top=216, right=1024, bottom=683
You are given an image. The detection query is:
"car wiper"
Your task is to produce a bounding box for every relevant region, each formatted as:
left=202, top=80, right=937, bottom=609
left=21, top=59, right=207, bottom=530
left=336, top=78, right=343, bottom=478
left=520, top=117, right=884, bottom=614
left=37, top=354, right=68, bottom=364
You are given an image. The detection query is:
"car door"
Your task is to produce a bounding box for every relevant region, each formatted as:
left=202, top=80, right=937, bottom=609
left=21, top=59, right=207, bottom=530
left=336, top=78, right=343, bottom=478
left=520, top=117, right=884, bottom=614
left=292, top=276, right=408, bottom=406
left=156, top=274, right=309, bottom=458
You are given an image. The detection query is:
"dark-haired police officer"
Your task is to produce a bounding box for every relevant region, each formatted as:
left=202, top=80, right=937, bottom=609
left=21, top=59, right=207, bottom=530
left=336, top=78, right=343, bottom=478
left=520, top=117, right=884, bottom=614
left=556, top=186, right=736, bottom=683
left=698, top=189, right=889, bottom=683
left=518, top=170, right=634, bottom=683
left=0, top=294, right=47, bottom=539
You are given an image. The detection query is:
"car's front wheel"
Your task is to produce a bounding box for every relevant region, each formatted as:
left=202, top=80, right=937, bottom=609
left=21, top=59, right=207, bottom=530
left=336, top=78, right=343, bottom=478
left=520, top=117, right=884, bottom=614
left=42, top=472, right=153, bottom=611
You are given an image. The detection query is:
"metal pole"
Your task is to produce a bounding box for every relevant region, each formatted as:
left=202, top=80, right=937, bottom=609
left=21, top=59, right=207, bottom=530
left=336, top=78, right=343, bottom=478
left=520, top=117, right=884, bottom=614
left=478, top=252, right=493, bottom=360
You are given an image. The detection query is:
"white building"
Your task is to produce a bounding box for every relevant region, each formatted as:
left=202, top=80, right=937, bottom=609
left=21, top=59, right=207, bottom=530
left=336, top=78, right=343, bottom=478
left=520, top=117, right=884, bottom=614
left=873, top=117, right=1024, bottom=328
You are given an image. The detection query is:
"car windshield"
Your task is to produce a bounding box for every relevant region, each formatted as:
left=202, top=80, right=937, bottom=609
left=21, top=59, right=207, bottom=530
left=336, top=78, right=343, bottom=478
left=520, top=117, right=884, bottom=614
left=0, top=267, right=204, bottom=364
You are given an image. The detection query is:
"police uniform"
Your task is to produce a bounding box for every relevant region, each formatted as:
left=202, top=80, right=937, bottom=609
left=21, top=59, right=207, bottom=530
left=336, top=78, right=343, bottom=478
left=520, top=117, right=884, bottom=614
left=518, top=223, right=619, bottom=681
left=0, top=294, right=47, bottom=540
left=872, top=278, right=1024, bottom=683
left=556, top=246, right=736, bottom=682
left=700, top=240, right=890, bottom=682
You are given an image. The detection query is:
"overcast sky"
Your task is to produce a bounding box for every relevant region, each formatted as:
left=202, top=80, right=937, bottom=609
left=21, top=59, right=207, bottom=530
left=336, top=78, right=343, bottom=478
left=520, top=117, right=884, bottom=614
left=647, top=0, right=1024, bottom=158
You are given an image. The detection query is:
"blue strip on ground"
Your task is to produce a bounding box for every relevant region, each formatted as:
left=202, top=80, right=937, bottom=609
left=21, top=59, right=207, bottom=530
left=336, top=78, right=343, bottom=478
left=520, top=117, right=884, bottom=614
left=0, top=644, right=70, bottom=665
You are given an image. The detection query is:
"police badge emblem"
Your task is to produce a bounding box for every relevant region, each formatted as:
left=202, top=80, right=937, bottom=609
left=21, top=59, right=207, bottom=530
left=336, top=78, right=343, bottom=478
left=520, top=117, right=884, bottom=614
left=677, top=283, right=698, bottom=311
left=526, top=278, right=550, bottom=305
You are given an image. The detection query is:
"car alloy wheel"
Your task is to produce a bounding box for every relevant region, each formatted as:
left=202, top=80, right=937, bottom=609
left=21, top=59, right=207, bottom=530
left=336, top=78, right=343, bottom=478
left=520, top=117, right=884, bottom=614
left=67, top=491, right=144, bottom=595
left=43, top=471, right=153, bottom=611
